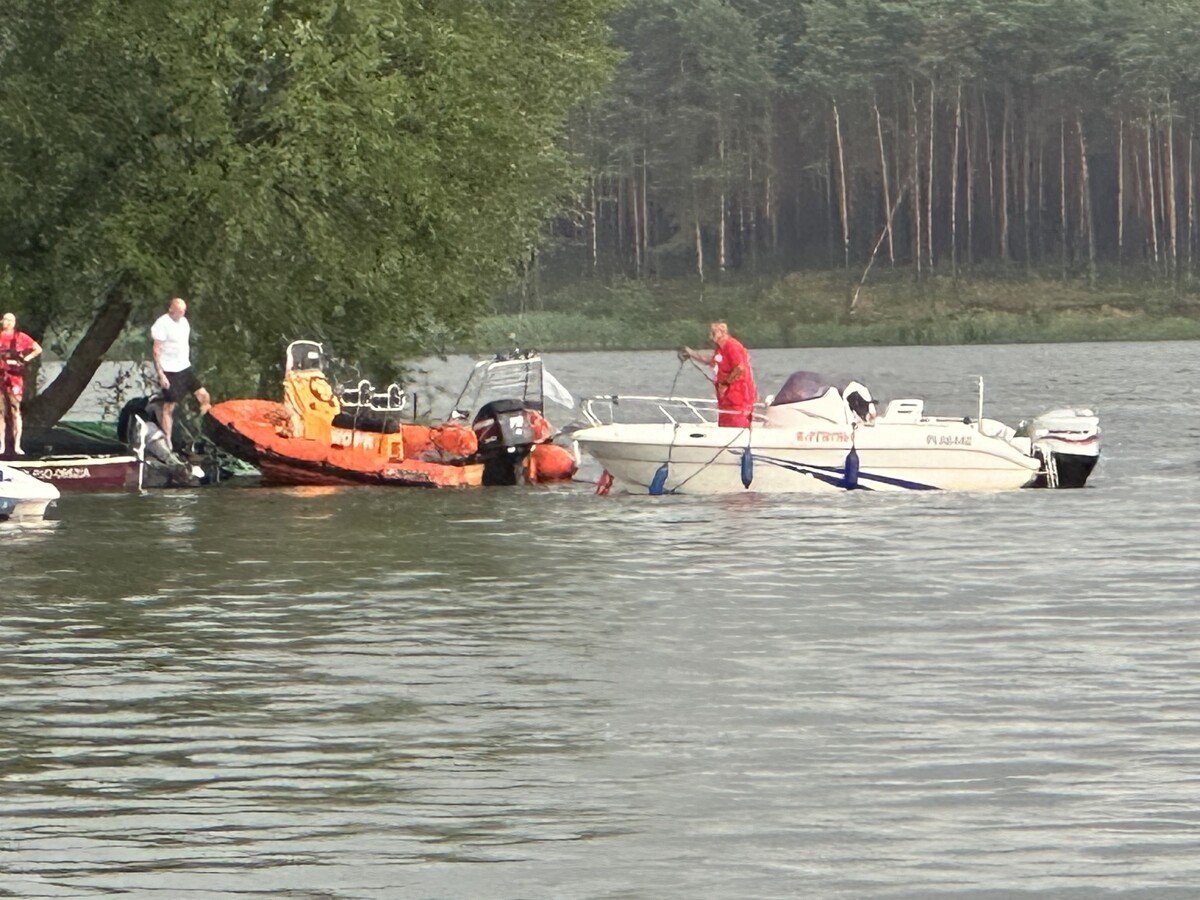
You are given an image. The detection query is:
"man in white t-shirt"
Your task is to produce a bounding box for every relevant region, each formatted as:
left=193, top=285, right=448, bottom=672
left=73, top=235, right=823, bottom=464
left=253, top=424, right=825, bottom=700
left=150, top=297, right=211, bottom=446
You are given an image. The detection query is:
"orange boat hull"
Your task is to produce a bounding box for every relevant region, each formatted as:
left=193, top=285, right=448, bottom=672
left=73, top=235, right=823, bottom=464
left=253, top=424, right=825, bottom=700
left=204, top=399, right=483, bottom=488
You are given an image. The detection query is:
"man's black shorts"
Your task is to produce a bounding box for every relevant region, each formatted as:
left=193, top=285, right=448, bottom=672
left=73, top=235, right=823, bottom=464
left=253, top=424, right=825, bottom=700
left=164, top=367, right=202, bottom=402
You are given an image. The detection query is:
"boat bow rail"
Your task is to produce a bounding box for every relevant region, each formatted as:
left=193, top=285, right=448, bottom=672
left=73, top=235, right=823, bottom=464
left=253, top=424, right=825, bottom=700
left=339, top=380, right=407, bottom=414
left=580, top=395, right=767, bottom=428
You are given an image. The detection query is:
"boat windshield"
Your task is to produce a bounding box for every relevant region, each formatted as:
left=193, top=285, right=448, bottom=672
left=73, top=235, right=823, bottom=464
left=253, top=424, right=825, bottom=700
left=450, top=352, right=544, bottom=418
left=770, top=371, right=841, bottom=406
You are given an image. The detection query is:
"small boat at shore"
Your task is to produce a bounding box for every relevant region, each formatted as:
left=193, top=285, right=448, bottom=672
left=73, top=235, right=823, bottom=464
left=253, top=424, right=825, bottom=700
left=0, top=462, right=59, bottom=520
left=203, top=342, right=577, bottom=488
left=6, top=413, right=221, bottom=492
left=3, top=448, right=141, bottom=491
left=574, top=371, right=1099, bottom=494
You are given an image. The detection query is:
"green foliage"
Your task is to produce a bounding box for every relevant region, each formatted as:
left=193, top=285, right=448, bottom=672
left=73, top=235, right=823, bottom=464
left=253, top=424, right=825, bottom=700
left=0, top=0, right=619, bottom=396
left=477, top=273, right=1200, bottom=351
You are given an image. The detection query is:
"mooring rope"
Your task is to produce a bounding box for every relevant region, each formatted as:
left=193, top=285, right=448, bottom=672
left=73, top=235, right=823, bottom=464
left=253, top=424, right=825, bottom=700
left=667, top=423, right=751, bottom=493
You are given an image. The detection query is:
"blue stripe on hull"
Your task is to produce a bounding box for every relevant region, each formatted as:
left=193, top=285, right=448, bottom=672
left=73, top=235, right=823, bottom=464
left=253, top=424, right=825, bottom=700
left=746, top=452, right=939, bottom=492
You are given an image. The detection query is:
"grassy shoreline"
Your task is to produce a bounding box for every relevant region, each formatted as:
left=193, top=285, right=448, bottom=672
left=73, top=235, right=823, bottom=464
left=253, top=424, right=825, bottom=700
left=468, top=271, right=1200, bottom=352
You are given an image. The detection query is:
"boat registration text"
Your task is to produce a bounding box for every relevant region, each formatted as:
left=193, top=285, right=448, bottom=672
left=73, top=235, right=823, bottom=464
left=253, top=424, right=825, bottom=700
left=927, top=435, right=973, bottom=447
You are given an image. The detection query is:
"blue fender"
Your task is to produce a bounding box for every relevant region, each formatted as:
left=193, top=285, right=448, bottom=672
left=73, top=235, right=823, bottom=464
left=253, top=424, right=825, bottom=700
left=741, top=448, right=754, bottom=488
left=843, top=447, right=860, bottom=489
left=649, top=462, right=670, bottom=496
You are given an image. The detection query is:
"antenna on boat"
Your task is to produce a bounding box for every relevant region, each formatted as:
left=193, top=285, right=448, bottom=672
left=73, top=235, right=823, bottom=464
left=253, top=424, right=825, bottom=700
left=977, top=376, right=985, bottom=433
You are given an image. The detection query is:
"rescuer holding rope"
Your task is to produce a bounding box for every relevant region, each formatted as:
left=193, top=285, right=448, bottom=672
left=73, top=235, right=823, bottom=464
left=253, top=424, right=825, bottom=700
left=681, top=321, right=756, bottom=428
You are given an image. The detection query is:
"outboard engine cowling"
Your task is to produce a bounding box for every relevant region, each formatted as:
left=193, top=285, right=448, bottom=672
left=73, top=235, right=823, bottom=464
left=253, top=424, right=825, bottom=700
left=472, top=399, right=536, bottom=485
left=118, top=395, right=204, bottom=487
left=1018, top=408, right=1101, bottom=488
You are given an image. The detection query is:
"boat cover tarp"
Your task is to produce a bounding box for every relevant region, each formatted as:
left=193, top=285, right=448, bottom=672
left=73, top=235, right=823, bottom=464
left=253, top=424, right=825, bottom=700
left=20, top=421, right=126, bottom=456
left=770, top=372, right=841, bottom=406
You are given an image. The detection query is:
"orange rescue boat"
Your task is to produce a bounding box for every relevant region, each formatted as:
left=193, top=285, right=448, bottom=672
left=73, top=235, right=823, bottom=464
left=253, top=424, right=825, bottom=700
left=203, top=341, right=577, bottom=488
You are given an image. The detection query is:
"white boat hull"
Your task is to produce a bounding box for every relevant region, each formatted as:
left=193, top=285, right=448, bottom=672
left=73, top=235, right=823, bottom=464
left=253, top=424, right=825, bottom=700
left=0, top=464, right=60, bottom=520
left=576, top=422, right=1041, bottom=494
left=576, top=376, right=1098, bottom=496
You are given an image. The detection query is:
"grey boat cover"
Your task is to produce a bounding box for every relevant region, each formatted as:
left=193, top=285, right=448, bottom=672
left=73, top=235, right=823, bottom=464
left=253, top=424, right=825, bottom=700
left=770, top=371, right=841, bottom=406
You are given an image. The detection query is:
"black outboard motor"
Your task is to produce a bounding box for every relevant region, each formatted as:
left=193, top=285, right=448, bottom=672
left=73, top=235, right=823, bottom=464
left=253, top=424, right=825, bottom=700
left=472, top=399, right=535, bottom=485
left=117, top=395, right=203, bottom=486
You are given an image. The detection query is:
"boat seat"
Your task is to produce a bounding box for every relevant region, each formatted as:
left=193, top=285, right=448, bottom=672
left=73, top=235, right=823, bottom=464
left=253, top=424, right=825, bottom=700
left=332, top=410, right=401, bottom=434
left=882, top=399, right=924, bottom=421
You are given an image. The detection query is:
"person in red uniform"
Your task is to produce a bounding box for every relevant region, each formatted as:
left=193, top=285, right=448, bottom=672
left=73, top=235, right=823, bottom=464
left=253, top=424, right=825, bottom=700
left=0, top=312, right=43, bottom=455
left=682, top=321, right=756, bottom=428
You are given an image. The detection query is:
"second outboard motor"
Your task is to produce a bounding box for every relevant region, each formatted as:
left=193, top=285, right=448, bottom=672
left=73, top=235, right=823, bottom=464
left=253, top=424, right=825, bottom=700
left=472, top=399, right=536, bottom=485
left=1018, top=408, right=1101, bottom=488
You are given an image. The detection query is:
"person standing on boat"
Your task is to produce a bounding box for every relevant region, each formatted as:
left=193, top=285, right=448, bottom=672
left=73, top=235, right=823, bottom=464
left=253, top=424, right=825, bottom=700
left=681, top=321, right=756, bottom=428
left=0, top=312, right=43, bottom=455
left=151, top=297, right=211, bottom=446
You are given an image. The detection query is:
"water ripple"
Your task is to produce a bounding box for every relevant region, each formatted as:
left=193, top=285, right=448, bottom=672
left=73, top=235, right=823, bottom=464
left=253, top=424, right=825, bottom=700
left=3, top=342, right=1200, bottom=896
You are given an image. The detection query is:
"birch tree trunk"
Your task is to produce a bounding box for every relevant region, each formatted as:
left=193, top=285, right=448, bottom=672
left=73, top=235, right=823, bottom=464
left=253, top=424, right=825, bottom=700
left=910, top=82, right=922, bottom=276
left=926, top=82, right=935, bottom=269
left=630, top=165, right=641, bottom=276
left=1167, top=95, right=1178, bottom=276
left=825, top=160, right=835, bottom=265
left=1117, top=118, right=1124, bottom=265
left=615, top=171, right=624, bottom=263
left=874, top=98, right=895, bottom=265
left=894, top=104, right=904, bottom=258
left=1159, top=114, right=1171, bottom=273
left=589, top=176, right=598, bottom=274
left=950, top=85, right=962, bottom=276
left=1060, top=118, right=1068, bottom=278
left=738, top=194, right=746, bottom=267
left=999, top=91, right=1010, bottom=261
left=832, top=100, right=850, bottom=268
left=767, top=173, right=778, bottom=254
left=1146, top=116, right=1160, bottom=267
left=1189, top=123, right=1195, bottom=278
left=1037, top=136, right=1045, bottom=261
left=965, top=106, right=974, bottom=267
left=983, top=92, right=995, bottom=233
left=641, top=148, right=650, bottom=275
left=1022, top=113, right=1031, bottom=268
left=1132, top=130, right=1145, bottom=260
left=717, top=135, right=727, bottom=272
left=717, top=193, right=726, bottom=272
left=1077, top=112, right=1097, bottom=284
left=765, top=108, right=778, bottom=256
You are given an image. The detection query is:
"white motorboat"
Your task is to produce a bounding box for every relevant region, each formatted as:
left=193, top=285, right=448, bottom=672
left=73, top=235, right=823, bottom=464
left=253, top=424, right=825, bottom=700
left=573, top=371, right=1099, bottom=494
left=0, top=463, right=60, bottom=520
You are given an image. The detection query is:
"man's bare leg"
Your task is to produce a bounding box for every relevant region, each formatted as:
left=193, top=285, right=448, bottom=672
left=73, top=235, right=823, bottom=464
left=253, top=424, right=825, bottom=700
left=0, top=392, right=8, bottom=455
left=161, top=401, right=175, bottom=449
left=195, top=387, right=211, bottom=416
left=11, top=403, right=23, bottom=454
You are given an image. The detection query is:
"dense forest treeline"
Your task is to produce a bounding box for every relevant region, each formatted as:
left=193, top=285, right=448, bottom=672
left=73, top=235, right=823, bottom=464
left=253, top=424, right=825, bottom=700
left=4, top=0, right=1199, bottom=422
left=541, top=0, right=1200, bottom=297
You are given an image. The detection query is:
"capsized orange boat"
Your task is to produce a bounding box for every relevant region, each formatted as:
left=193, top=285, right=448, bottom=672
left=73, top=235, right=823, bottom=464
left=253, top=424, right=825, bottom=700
left=203, top=341, right=578, bottom=488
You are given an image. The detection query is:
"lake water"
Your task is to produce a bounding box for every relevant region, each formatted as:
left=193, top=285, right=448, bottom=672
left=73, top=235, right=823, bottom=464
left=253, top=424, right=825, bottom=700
left=3, top=341, right=1199, bottom=897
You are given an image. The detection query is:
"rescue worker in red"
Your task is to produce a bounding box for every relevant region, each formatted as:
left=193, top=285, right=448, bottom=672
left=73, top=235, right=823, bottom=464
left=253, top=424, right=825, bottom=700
left=682, top=321, right=757, bottom=428
left=0, top=312, right=43, bottom=455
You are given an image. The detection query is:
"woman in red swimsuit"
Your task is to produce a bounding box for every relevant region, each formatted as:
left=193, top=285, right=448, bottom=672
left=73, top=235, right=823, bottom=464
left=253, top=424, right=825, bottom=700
left=1, top=312, right=43, bottom=455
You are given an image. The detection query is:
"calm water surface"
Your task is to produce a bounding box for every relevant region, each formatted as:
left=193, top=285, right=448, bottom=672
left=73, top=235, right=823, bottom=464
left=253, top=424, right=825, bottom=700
left=3, top=341, right=1200, bottom=897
